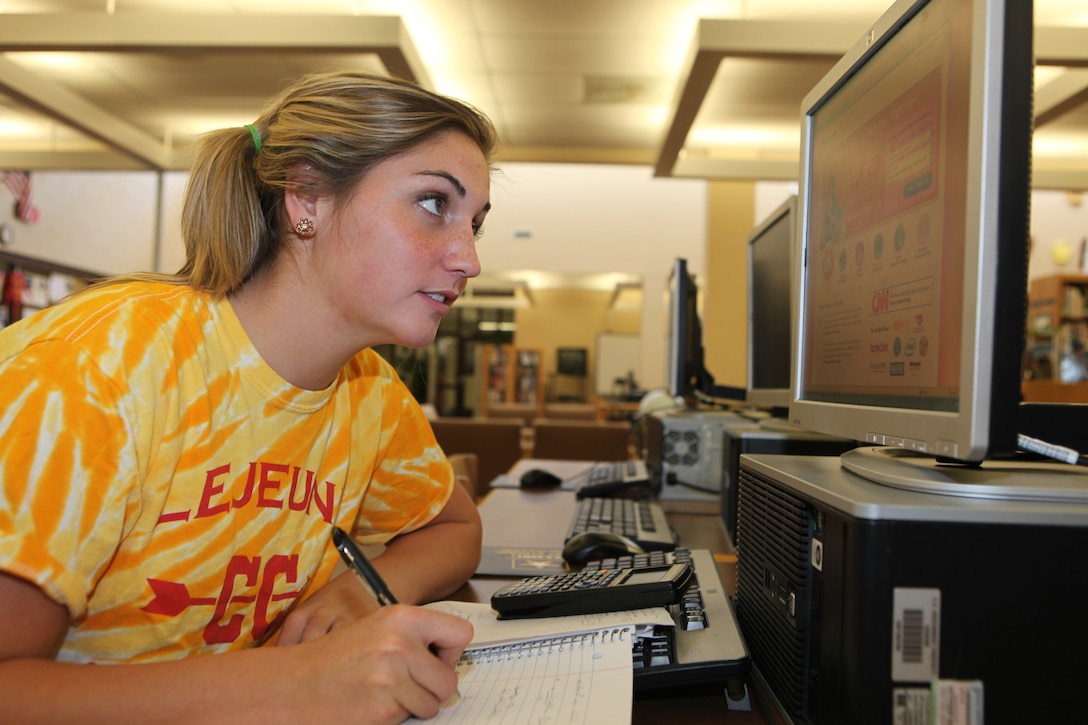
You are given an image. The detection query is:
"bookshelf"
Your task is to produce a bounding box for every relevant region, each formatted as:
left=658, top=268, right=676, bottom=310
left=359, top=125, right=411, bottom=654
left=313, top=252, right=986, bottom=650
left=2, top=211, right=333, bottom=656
left=1023, top=273, right=1088, bottom=403
left=0, top=249, right=105, bottom=329
left=480, top=345, right=545, bottom=420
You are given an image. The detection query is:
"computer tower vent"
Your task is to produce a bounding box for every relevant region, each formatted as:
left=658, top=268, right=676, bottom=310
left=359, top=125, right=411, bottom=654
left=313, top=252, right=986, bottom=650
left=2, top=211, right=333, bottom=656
left=663, top=429, right=700, bottom=467
left=736, top=466, right=814, bottom=717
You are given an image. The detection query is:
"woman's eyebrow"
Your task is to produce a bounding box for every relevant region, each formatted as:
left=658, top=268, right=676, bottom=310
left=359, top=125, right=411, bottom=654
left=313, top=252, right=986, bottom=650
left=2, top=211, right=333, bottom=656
left=419, top=170, right=466, bottom=197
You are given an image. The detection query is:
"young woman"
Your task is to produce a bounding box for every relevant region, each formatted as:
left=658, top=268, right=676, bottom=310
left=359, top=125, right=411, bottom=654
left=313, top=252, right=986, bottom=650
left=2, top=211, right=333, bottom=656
left=0, top=70, right=496, bottom=723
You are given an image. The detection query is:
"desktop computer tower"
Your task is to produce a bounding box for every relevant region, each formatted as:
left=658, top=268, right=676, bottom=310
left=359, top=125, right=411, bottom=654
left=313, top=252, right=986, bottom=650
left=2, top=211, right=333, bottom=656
left=642, top=409, right=740, bottom=502
left=718, top=419, right=856, bottom=544
left=735, top=453, right=1088, bottom=724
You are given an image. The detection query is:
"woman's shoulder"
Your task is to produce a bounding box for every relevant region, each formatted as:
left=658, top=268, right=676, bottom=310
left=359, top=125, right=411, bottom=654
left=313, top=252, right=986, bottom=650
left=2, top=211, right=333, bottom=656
left=6, top=280, right=215, bottom=351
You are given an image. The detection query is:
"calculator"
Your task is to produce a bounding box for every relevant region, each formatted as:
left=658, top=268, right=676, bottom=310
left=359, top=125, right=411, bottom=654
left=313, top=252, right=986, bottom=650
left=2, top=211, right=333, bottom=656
left=490, top=562, right=694, bottom=619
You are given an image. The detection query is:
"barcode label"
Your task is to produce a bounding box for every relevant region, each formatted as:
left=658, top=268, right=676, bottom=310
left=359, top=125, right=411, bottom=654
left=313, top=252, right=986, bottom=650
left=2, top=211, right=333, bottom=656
left=901, top=608, right=924, bottom=663
left=892, top=588, right=940, bottom=682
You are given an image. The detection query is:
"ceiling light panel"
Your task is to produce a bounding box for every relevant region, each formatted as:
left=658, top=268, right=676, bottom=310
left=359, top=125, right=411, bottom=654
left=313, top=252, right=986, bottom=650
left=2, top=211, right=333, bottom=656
left=500, top=103, right=664, bottom=148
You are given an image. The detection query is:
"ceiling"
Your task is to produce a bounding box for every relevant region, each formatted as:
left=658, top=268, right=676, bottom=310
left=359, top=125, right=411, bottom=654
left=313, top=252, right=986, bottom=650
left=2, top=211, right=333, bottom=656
left=0, top=0, right=1087, bottom=188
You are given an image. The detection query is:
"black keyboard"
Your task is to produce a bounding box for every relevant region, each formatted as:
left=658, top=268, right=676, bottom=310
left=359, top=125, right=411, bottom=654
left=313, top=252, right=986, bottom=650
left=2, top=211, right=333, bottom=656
left=585, top=548, right=750, bottom=691
left=573, top=459, right=651, bottom=498
left=566, top=496, right=677, bottom=551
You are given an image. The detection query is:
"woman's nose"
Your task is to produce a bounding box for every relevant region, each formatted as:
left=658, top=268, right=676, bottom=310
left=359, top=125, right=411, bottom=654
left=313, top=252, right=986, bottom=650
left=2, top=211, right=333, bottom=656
left=449, top=228, right=482, bottom=278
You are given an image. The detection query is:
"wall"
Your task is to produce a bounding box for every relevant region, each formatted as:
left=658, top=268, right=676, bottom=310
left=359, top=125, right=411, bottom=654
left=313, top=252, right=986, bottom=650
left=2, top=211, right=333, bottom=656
left=704, top=180, right=756, bottom=392
left=0, top=171, right=160, bottom=275
left=512, top=287, right=641, bottom=397
left=480, top=163, right=708, bottom=388
left=1028, top=190, right=1088, bottom=278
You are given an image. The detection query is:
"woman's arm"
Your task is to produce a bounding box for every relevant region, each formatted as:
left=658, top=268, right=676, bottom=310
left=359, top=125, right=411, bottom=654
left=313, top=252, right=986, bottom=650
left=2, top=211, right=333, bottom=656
left=372, top=482, right=483, bottom=603
left=277, top=482, right=482, bottom=644
left=0, top=571, right=470, bottom=725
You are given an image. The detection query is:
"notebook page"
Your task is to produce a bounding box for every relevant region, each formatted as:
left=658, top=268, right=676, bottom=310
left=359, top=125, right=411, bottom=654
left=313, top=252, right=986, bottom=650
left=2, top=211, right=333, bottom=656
left=412, top=626, right=634, bottom=725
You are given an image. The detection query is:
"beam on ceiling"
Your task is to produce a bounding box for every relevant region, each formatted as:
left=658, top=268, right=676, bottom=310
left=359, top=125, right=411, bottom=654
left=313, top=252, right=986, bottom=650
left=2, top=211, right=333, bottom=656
left=0, top=14, right=429, bottom=171
left=653, top=18, right=866, bottom=178
left=1033, top=166, right=1088, bottom=191
left=1036, top=26, right=1088, bottom=68
left=0, top=55, right=175, bottom=169
left=0, top=150, right=152, bottom=171
left=672, top=156, right=799, bottom=181
left=1035, top=68, right=1088, bottom=128
left=655, top=22, right=1088, bottom=182
left=0, top=14, right=429, bottom=86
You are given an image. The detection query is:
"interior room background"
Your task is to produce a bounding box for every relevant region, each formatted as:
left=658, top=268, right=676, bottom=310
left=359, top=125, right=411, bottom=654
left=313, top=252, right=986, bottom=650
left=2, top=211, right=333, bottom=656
left=1, top=164, right=1086, bottom=413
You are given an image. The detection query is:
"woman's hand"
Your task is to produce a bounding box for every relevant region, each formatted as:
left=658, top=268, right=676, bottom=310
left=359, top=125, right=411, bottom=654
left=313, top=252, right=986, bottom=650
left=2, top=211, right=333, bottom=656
left=275, top=569, right=380, bottom=645
left=288, top=604, right=473, bottom=724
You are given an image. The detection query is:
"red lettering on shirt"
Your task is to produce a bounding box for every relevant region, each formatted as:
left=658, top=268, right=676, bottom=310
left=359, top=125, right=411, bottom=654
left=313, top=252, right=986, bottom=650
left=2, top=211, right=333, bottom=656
left=258, top=463, right=287, bottom=509
left=204, top=555, right=260, bottom=644
left=163, top=462, right=337, bottom=524
left=195, top=464, right=232, bottom=518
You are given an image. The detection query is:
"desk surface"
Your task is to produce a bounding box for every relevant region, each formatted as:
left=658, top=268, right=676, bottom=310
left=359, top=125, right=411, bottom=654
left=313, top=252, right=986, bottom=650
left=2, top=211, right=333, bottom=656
left=454, top=460, right=771, bottom=724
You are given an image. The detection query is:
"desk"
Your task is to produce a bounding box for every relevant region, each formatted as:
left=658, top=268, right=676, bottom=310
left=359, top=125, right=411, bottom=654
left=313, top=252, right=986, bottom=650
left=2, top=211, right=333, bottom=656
left=594, top=395, right=641, bottom=421
left=451, top=459, right=773, bottom=724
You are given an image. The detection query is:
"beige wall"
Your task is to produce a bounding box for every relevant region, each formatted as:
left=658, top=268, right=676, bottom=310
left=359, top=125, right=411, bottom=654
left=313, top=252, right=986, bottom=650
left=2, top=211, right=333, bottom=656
left=511, top=180, right=759, bottom=397
left=703, top=180, right=756, bottom=391
left=513, top=287, right=641, bottom=391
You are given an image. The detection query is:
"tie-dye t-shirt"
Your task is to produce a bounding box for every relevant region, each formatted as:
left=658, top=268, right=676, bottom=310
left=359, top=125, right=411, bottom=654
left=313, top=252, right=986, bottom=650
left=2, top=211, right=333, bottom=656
left=0, top=281, right=453, bottom=663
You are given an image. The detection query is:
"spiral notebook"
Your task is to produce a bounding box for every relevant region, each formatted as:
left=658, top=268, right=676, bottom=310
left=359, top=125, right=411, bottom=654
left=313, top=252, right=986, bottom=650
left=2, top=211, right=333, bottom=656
left=411, top=601, right=675, bottom=725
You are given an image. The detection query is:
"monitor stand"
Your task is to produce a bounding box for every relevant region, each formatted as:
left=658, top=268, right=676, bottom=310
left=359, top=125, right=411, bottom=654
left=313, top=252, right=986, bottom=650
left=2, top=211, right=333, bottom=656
left=840, top=446, right=1088, bottom=503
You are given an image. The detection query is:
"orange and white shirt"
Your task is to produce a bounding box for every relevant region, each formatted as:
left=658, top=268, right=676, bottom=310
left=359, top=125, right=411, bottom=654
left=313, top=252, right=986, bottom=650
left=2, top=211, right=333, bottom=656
left=0, top=281, right=453, bottom=663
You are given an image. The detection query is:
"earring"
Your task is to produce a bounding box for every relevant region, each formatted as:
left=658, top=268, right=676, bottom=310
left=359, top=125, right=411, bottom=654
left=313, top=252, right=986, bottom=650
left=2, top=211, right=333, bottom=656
left=294, top=217, right=315, bottom=238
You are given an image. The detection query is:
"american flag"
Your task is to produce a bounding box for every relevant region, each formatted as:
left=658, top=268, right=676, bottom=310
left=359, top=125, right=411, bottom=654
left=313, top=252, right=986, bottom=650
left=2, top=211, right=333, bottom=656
left=2, top=170, right=41, bottom=224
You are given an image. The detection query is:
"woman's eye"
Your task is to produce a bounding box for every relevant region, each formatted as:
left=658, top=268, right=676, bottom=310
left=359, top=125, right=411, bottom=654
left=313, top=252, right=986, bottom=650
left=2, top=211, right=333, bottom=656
left=419, top=194, right=447, bottom=217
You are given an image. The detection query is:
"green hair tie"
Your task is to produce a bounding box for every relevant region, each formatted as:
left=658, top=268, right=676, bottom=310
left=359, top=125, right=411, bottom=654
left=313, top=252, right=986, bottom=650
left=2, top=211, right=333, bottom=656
left=245, top=123, right=262, bottom=155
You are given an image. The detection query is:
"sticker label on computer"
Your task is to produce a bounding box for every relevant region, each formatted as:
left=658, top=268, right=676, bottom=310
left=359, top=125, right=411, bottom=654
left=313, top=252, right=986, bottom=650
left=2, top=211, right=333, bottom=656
left=891, top=587, right=940, bottom=682
left=892, top=687, right=930, bottom=725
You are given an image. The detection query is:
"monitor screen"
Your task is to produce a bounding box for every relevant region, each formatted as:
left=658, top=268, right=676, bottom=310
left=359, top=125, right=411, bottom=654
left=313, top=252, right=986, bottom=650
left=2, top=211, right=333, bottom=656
left=665, top=258, right=699, bottom=400
left=791, top=0, right=1033, bottom=470
left=747, top=196, right=797, bottom=411
left=556, top=347, right=588, bottom=377
left=666, top=257, right=745, bottom=403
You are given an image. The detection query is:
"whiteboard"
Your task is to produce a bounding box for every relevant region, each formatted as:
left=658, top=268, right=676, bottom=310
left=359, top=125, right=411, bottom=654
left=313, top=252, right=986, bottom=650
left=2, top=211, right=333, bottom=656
left=595, top=333, right=642, bottom=395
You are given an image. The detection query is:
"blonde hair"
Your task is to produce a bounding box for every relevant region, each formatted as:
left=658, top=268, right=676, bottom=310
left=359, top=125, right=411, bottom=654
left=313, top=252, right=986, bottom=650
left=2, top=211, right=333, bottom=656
left=163, top=71, right=497, bottom=295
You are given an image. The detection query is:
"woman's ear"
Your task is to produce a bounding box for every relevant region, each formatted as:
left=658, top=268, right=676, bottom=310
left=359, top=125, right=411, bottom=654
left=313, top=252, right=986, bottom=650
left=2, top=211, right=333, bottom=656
left=284, top=164, right=321, bottom=225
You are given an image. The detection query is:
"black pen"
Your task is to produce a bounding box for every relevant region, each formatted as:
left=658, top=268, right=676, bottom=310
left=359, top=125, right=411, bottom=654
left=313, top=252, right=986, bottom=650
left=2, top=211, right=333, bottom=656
left=332, top=526, right=399, bottom=606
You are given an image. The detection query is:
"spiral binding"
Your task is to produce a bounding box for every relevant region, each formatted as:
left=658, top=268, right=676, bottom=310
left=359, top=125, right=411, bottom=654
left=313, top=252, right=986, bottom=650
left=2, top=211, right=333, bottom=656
left=459, top=627, right=631, bottom=665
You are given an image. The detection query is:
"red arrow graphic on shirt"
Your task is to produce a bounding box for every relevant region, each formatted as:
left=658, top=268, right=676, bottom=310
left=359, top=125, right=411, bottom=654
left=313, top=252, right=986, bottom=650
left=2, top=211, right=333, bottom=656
left=143, top=578, right=259, bottom=616
left=142, top=578, right=219, bottom=616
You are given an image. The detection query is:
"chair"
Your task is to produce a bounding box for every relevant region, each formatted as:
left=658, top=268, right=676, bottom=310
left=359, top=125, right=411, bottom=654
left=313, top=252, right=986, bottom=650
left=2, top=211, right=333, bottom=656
left=429, top=417, right=525, bottom=491
left=542, top=402, right=598, bottom=421
left=482, top=402, right=538, bottom=426
left=447, top=452, right=480, bottom=501
left=530, top=419, right=633, bottom=462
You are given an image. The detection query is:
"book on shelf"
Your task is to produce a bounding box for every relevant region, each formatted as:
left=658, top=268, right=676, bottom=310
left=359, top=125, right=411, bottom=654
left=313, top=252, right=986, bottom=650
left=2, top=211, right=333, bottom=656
left=1064, top=285, right=1087, bottom=317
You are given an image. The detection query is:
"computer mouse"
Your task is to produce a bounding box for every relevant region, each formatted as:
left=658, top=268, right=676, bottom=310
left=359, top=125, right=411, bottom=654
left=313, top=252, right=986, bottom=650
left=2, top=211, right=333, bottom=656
left=561, top=531, right=645, bottom=566
left=519, top=468, right=563, bottom=489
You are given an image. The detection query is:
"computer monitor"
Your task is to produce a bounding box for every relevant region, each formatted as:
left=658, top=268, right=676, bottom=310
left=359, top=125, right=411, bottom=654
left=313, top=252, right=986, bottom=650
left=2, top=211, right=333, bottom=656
left=746, top=196, right=797, bottom=413
left=665, top=258, right=746, bottom=403
left=556, top=347, right=588, bottom=377
left=790, top=0, right=1035, bottom=486
left=665, top=257, right=699, bottom=400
